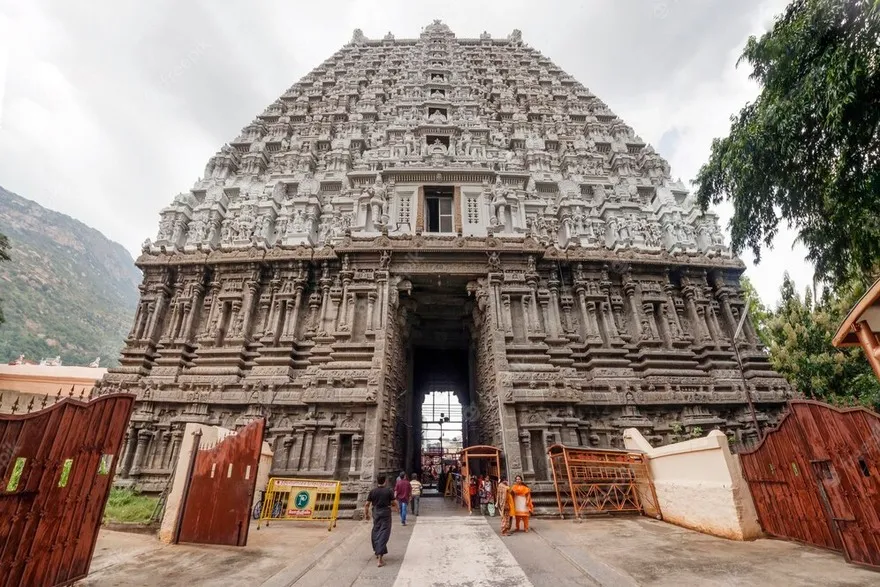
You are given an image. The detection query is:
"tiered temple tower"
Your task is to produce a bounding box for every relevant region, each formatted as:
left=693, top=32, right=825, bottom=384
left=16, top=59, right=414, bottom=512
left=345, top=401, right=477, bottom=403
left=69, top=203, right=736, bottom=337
left=100, top=21, right=792, bottom=507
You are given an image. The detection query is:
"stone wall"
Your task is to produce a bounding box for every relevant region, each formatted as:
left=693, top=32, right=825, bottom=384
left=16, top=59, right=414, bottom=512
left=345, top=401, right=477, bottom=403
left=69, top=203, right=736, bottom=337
left=624, top=427, right=762, bottom=540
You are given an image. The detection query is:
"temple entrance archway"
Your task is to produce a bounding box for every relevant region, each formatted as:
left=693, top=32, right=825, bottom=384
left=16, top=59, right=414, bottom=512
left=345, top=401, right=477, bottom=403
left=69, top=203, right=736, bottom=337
left=394, top=275, right=482, bottom=479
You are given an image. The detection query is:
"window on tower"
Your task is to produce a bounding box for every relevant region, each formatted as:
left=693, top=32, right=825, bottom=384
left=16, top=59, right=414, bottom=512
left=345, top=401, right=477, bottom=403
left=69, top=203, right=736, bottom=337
left=425, top=186, right=454, bottom=233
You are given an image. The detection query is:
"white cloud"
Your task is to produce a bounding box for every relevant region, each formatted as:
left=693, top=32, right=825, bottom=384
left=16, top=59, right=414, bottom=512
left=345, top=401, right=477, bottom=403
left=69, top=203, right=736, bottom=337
left=0, top=0, right=813, bottom=306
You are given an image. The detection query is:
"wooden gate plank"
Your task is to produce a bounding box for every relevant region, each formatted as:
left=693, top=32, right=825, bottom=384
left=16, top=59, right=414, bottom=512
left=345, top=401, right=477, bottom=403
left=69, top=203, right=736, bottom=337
left=741, top=400, right=880, bottom=569
left=0, top=394, right=135, bottom=587
left=177, top=418, right=264, bottom=547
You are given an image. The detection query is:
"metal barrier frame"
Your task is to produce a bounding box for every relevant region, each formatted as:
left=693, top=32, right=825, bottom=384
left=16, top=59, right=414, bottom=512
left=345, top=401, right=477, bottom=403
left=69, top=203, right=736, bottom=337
left=256, top=477, right=341, bottom=531
left=548, top=444, right=661, bottom=520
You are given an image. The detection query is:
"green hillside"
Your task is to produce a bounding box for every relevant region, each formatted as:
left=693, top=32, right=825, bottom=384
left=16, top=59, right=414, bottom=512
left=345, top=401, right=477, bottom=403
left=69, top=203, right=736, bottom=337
left=0, top=186, right=141, bottom=367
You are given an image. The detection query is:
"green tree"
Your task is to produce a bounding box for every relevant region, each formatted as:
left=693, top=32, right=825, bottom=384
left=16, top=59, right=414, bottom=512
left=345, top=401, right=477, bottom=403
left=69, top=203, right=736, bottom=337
left=0, top=232, right=10, bottom=325
left=695, top=0, right=880, bottom=285
left=740, top=276, right=772, bottom=346
left=764, top=272, right=880, bottom=409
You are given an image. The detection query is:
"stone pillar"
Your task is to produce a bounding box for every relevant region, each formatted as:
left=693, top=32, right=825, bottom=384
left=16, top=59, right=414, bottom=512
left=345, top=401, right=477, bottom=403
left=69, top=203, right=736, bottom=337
left=239, top=280, right=259, bottom=339
left=696, top=305, right=716, bottom=343
left=346, top=292, right=356, bottom=331
left=167, top=429, right=183, bottom=470
left=337, top=280, right=352, bottom=331
left=684, top=288, right=710, bottom=342
left=327, top=434, right=341, bottom=474
left=539, top=297, right=552, bottom=337
left=307, top=293, right=321, bottom=333
left=119, top=431, right=134, bottom=477
left=200, top=281, right=221, bottom=338
left=642, top=303, right=659, bottom=340
left=183, top=283, right=205, bottom=343
left=130, top=428, right=153, bottom=475
left=318, top=284, right=331, bottom=334
left=561, top=296, right=575, bottom=334
left=530, top=284, right=543, bottom=334
left=163, top=301, right=180, bottom=343
left=302, top=427, right=316, bottom=471
left=501, top=295, right=513, bottom=335
left=520, top=431, right=534, bottom=475
left=146, top=285, right=170, bottom=343
left=285, top=435, right=301, bottom=470
left=585, top=301, right=602, bottom=343
left=284, top=285, right=305, bottom=338
left=152, top=431, right=171, bottom=469
left=366, top=292, right=376, bottom=332
left=623, top=280, right=644, bottom=340
left=548, top=279, right=563, bottom=338
left=350, top=435, right=363, bottom=476
left=267, top=300, right=284, bottom=341
left=521, top=295, right=532, bottom=334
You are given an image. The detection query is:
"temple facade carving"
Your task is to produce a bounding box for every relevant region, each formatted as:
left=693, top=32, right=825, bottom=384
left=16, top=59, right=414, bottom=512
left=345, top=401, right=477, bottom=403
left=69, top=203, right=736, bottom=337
left=103, top=21, right=791, bottom=506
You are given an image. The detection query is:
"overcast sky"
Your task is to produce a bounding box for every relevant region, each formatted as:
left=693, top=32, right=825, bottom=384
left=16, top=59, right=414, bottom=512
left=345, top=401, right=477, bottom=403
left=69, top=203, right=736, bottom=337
left=0, top=0, right=814, bottom=306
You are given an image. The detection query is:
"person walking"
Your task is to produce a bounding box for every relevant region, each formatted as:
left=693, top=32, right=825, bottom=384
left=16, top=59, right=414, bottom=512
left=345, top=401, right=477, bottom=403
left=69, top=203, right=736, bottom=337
left=409, top=473, right=423, bottom=516
left=364, top=475, right=397, bottom=567
left=496, top=477, right=511, bottom=536
left=479, top=476, right=493, bottom=516
left=394, top=472, right=412, bottom=525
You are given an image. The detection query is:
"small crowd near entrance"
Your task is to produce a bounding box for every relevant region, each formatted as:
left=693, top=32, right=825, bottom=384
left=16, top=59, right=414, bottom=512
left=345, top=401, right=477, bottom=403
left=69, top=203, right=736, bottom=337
left=364, top=467, right=534, bottom=567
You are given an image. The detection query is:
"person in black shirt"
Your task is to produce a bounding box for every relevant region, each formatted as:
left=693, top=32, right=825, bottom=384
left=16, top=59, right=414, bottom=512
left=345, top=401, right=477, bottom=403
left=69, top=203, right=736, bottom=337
left=364, top=474, right=397, bottom=567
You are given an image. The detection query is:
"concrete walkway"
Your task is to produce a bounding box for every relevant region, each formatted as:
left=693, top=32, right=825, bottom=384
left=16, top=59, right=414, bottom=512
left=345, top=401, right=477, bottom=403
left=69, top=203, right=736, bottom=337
left=78, top=499, right=878, bottom=586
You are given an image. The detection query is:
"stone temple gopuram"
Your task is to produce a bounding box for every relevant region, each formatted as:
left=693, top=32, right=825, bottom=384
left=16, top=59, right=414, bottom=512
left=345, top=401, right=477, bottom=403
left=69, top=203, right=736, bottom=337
left=100, top=21, right=792, bottom=506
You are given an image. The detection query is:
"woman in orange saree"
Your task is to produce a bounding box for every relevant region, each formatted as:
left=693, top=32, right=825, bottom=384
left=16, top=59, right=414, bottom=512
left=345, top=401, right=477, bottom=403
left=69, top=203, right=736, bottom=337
left=508, top=475, right=534, bottom=532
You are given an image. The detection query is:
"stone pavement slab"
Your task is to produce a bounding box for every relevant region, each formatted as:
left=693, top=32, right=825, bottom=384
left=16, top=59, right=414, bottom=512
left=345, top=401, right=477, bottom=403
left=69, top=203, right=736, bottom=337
left=79, top=521, right=350, bottom=586
left=532, top=516, right=879, bottom=587
left=393, top=517, right=531, bottom=587
left=76, top=500, right=879, bottom=586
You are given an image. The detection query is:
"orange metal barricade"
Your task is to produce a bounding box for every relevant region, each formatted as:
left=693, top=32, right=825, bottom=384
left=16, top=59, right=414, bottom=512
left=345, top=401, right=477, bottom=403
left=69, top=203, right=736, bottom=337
left=548, top=444, right=661, bottom=520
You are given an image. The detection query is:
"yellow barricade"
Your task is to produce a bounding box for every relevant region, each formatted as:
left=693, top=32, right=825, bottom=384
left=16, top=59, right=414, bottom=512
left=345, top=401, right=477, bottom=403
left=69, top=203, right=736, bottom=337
left=257, top=477, right=341, bottom=531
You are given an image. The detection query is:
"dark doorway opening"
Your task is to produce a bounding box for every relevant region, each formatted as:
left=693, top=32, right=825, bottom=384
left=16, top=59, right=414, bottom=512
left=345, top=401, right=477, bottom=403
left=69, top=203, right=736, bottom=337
left=400, top=275, right=477, bottom=486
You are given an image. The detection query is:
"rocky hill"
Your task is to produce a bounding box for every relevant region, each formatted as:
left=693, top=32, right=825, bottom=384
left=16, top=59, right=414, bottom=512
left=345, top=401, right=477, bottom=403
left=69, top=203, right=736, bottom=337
left=0, top=186, right=141, bottom=367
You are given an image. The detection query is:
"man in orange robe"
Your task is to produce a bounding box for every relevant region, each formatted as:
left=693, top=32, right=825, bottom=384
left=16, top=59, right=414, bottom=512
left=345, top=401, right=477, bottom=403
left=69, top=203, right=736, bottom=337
left=507, top=474, right=534, bottom=532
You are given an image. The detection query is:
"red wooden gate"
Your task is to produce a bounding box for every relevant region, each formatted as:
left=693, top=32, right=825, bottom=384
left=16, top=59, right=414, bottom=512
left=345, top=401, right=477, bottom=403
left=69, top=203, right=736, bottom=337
left=175, top=418, right=264, bottom=546
left=0, top=393, right=135, bottom=587
left=740, top=400, right=880, bottom=569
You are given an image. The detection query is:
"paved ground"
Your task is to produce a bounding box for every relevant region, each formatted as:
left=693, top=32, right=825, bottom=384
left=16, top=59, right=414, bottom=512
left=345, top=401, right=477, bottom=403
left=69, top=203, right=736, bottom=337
left=80, top=497, right=878, bottom=586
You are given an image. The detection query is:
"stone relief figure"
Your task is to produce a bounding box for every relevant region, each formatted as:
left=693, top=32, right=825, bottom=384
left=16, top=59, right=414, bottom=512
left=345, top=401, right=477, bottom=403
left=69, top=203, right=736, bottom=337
left=157, top=216, right=174, bottom=241
left=368, top=174, right=389, bottom=227
left=487, top=251, right=502, bottom=271
left=379, top=250, right=391, bottom=270
left=291, top=209, right=306, bottom=233
left=171, top=218, right=186, bottom=243
left=490, top=177, right=509, bottom=226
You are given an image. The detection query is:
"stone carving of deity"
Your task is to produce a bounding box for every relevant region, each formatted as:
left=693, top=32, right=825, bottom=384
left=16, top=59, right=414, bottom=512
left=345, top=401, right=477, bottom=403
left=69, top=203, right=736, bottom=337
left=459, top=130, right=472, bottom=156
left=187, top=217, right=207, bottom=243
left=368, top=175, right=388, bottom=226
left=259, top=215, right=273, bottom=239
left=487, top=251, right=502, bottom=271
left=490, top=178, right=509, bottom=227
left=291, top=209, right=306, bottom=233
left=157, top=216, right=174, bottom=241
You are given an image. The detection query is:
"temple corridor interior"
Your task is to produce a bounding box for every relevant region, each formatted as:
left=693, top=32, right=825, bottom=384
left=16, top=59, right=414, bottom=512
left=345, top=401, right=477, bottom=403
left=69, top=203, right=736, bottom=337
left=400, top=276, right=476, bottom=473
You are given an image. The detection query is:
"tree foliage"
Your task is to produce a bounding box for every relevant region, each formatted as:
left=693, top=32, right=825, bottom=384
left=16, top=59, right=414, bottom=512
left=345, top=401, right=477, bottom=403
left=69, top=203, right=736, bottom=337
left=0, top=232, right=9, bottom=325
left=739, top=276, right=772, bottom=346
left=763, top=272, right=880, bottom=409
left=695, top=0, right=880, bottom=285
